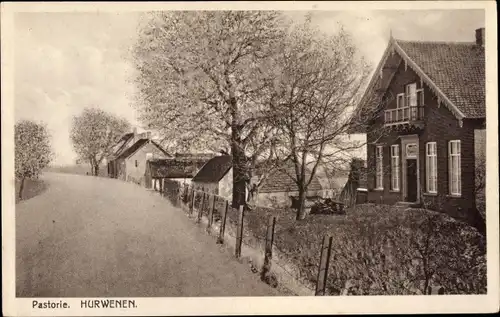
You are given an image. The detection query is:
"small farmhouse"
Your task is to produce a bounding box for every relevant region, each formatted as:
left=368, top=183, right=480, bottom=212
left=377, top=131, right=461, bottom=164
left=107, top=128, right=158, bottom=178
left=359, top=28, right=486, bottom=223
left=145, top=157, right=211, bottom=190
left=111, top=136, right=170, bottom=186
left=192, top=155, right=324, bottom=208
left=191, top=155, right=234, bottom=199
left=256, top=163, right=324, bottom=208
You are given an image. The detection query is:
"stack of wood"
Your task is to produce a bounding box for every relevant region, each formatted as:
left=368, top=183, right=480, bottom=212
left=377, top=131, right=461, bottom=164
left=310, top=198, right=346, bottom=215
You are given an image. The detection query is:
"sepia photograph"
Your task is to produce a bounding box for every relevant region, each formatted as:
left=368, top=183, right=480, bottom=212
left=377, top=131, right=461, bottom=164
left=2, top=1, right=498, bottom=316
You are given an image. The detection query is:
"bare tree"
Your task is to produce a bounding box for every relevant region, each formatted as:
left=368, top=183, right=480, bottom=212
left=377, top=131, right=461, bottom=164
left=70, top=108, right=131, bottom=176
left=15, top=120, right=53, bottom=199
left=268, top=18, right=377, bottom=220
left=132, top=11, right=287, bottom=207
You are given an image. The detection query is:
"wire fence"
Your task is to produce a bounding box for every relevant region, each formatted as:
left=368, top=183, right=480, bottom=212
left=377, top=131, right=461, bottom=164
left=154, top=178, right=452, bottom=296
left=157, top=179, right=321, bottom=294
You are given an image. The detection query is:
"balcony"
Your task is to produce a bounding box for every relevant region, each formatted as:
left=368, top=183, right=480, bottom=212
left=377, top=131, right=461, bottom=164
left=384, top=106, right=425, bottom=128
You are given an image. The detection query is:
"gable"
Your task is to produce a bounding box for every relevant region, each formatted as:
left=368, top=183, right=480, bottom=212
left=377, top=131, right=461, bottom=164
left=359, top=37, right=485, bottom=124
left=126, top=142, right=168, bottom=161
left=116, top=139, right=169, bottom=160
left=396, top=40, right=485, bottom=118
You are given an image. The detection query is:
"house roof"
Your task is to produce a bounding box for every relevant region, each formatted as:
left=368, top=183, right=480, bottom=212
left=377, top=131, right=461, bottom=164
left=115, top=139, right=169, bottom=160
left=258, top=161, right=323, bottom=194
left=192, top=155, right=233, bottom=183
left=359, top=36, right=485, bottom=121
left=108, top=133, right=134, bottom=160
left=395, top=39, right=485, bottom=118
left=147, top=158, right=210, bottom=178
left=192, top=155, right=324, bottom=193
left=119, top=132, right=134, bottom=143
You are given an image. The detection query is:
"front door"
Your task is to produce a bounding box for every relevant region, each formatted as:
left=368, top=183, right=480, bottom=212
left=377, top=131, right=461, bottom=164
left=406, top=159, right=418, bottom=202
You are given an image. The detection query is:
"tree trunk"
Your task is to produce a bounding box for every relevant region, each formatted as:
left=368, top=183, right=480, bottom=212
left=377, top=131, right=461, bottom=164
left=232, top=142, right=247, bottom=208
left=230, top=98, right=247, bottom=209
left=18, top=177, right=26, bottom=200
left=93, top=165, right=99, bottom=176
left=295, top=187, right=307, bottom=220
left=246, top=184, right=259, bottom=208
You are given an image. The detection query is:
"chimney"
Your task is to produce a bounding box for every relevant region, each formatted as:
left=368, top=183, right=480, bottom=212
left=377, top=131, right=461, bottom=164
left=146, top=131, right=152, bottom=140
left=475, top=27, right=485, bottom=46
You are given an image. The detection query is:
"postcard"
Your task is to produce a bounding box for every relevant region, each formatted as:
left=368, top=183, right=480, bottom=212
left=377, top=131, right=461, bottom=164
left=2, top=1, right=498, bottom=316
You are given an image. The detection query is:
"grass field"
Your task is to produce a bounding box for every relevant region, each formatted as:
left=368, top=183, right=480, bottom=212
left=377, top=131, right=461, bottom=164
left=46, top=164, right=108, bottom=177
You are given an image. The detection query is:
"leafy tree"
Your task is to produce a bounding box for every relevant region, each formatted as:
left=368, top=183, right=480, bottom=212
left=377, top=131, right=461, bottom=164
left=15, top=120, right=53, bottom=199
left=268, top=18, right=377, bottom=220
left=70, top=108, right=130, bottom=176
left=133, top=11, right=286, bottom=208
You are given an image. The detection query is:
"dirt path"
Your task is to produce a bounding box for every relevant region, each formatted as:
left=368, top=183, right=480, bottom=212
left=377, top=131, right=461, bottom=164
left=16, top=172, right=279, bottom=297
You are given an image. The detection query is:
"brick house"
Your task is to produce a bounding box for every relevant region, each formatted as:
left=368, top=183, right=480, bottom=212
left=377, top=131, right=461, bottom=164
left=112, top=136, right=170, bottom=186
left=192, top=155, right=323, bottom=208
left=359, top=28, right=486, bottom=225
left=191, top=155, right=235, bottom=199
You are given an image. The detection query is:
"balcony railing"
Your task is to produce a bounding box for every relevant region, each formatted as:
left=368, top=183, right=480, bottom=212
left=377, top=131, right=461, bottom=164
left=384, top=106, right=424, bottom=125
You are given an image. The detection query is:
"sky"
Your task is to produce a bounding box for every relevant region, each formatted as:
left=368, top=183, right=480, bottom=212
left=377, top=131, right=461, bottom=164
left=14, top=9, right=485, bottom=165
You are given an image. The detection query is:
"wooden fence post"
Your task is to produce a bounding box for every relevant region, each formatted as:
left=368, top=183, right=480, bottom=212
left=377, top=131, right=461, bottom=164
left=207, top=195, right=216, bottom=233
left=315, top=235, right=333, bottom=296
left=183, top=186, right=188, bottom=208
left=235, top=205, right=245, bottom=258
left=197, top=192, right=205, bottom=223
left=261, top=216, right=276, bottom=282
left=216, top=201, right=229, bottom=244
left=176, top=186, right=181, bottom=206
left=189, top=189, right=195, bottom=214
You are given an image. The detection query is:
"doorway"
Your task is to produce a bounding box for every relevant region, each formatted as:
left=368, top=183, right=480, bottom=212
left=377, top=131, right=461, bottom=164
left=406, top=159, right=418, bottom=202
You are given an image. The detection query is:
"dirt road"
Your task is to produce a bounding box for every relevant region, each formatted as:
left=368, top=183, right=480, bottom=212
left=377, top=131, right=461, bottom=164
left=16, top=172, right=278, bottom=297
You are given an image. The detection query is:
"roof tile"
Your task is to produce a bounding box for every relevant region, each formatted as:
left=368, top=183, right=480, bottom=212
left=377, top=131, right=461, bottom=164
left=396, top=40, right=485, bottom=118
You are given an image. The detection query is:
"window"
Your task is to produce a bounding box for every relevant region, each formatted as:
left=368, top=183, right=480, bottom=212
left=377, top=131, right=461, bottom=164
left=391, top=145, right=400, bottom=191
left=135, top=160, right=138, bottom=167
left=426, top=142, right=437, bottom=193
left=406, top=143, right=417, bottom=158
left=417, top=89, right=424, bottom=107
left=405, top=83, right=417, bottom=108
left=376, top=145, right=384, bottom=189
left=448, top=140, right=461, bottom=195
left=397, top=93, right=405, bottom=108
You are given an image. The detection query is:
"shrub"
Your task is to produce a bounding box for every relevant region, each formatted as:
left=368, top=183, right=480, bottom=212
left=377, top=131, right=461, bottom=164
left=273, top=204, right=486, bottom=295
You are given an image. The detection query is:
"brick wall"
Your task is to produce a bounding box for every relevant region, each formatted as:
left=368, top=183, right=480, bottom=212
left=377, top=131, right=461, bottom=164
left=366, top=57, right=485, bottom=222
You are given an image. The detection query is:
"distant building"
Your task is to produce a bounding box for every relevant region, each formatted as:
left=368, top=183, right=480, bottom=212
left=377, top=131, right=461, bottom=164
left=108, top=130, right=170, bottom=185
left=145, top=157, right=211, bottom=189
left=191, top=155, right=323, bottom=208
left=191, top=155, right=234, bottom=199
